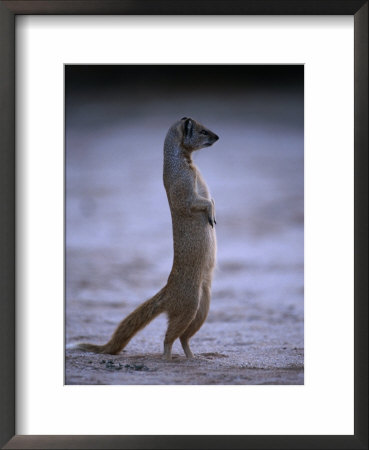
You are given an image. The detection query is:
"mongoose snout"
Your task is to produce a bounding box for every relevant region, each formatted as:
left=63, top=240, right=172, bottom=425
left=204, top=134, right=219, bottom=146
left=76, top=118, right=218, bottom=360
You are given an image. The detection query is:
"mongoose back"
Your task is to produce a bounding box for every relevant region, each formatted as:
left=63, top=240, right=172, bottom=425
left=76, top=117, right=219, bottom=359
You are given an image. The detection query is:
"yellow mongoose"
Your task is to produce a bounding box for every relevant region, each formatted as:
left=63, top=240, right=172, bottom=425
left=76, top=118, right=219, bottom=359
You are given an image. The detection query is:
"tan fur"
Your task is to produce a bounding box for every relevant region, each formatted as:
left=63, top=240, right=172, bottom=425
left=76, top=118, right=219, bottom=359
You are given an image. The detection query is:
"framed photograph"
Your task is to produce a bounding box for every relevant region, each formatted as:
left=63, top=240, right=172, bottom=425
left=64, top=64, right=304, bottom=386
left=0, top=1, right=367, bottom=449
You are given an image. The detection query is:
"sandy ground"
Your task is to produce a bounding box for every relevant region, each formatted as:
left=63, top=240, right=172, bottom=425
left=65, top=87, right=304, bottom=385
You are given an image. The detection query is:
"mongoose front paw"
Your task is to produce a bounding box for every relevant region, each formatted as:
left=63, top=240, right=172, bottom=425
left=208, top=216, right=214, bottom=228
left=211, top=198, right=216, bottom=225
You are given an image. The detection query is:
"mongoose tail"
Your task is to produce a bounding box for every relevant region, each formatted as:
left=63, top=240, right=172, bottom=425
left=75, top=342, right=107, bottom=354
left=76, top=287, right=166, bottom=355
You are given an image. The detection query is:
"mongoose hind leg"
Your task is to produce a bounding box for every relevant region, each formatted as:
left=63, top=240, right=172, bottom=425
left=180, top=283, right=211, bottom=358
left=179, top=338, right=194, bottom=359
left=163, top=309, right=198, bottom=360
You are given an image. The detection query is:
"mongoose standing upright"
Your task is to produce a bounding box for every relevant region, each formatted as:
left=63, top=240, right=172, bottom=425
left=76, top=117, right=219, bottom=359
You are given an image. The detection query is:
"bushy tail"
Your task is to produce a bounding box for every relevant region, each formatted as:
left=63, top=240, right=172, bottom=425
left=75, top=287, right=167, bottom=355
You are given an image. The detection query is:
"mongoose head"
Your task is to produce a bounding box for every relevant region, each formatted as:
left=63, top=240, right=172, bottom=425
left=181, top=117, right=219, bottom=152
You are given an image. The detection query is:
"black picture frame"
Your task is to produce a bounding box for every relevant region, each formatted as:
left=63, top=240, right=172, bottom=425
left=0, top=1, right=367, bottom=449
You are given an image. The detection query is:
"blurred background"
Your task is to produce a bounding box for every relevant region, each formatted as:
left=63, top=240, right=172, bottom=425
left=65, top=65, right=304, bottom=385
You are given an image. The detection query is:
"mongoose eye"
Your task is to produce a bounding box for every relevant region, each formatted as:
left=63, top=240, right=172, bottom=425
left=200, top=130, right=209, bottom=135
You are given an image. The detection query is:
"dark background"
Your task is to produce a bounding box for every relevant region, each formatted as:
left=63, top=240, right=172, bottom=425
left=66, top=64, right=303, bottom=93
left=65, top=64, right=303, bottom=128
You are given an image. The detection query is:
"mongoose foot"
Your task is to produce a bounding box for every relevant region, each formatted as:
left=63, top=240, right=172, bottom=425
left=180, top=338, right=194, bottom=358
left=163, top=343, right=173, bottom=360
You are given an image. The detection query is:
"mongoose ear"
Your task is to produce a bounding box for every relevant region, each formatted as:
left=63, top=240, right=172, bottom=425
left=184, top=118, right=193, bottom=138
